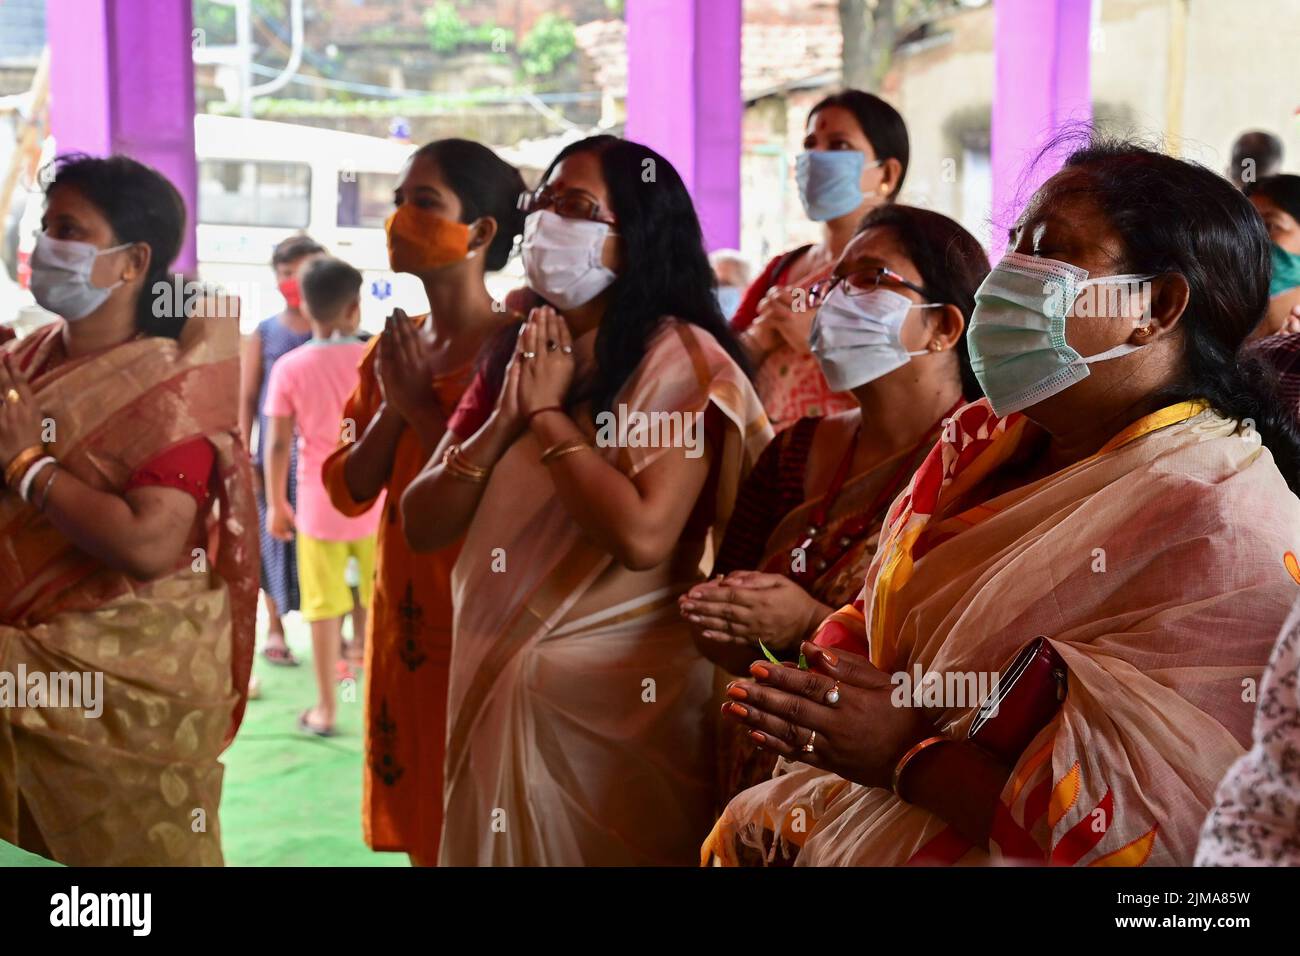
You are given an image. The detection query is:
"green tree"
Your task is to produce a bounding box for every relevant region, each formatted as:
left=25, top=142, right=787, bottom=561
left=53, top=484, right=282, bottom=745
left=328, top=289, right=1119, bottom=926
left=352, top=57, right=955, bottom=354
left=518, top=14, right=576, bottom=77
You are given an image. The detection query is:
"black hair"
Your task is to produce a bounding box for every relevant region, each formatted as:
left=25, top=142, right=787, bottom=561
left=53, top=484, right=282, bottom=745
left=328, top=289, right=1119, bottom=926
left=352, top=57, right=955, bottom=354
left=299, top=256, right=362, bottom=323
left=44, top=153, right=186, bottom=339
left=856, top=204, right=987, bottom=399
left=410, top=138, right=526, bottom=271
left=1230, top=131, right=1284, bottom=182
left=272, top=233, right=326, bottom=267
left=534, top=134, right=752, bottom=418
left=1058, top=136, right=1300, bottom=493
left=809, top=90, right=910, bottom=198
left=1245, top=173, right=1300, bottom=225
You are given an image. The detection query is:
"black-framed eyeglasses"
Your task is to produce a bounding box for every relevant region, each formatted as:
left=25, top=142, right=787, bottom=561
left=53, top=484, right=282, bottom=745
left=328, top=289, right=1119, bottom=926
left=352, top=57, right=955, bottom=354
left=808, top=266, right=929, bottom=307
left=517, top=186, right=615, bottom=225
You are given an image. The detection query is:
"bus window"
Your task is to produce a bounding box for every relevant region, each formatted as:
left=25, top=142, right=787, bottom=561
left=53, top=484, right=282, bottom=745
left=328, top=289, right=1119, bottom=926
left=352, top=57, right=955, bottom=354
left=337, top=171, right=393, bottom=229
left=199, top=160, right=311, bottom=228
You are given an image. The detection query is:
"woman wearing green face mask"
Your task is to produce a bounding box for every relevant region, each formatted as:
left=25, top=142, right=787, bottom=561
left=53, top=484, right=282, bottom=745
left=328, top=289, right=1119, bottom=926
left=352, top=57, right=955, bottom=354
left=1244, top=174, right=1300, bottom=339
left=708, top=137, right=1300, bottom=868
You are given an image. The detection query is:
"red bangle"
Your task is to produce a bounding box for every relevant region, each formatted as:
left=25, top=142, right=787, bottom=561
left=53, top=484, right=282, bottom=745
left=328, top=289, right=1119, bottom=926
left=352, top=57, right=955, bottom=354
left=527, top=406, right=565, bottom=424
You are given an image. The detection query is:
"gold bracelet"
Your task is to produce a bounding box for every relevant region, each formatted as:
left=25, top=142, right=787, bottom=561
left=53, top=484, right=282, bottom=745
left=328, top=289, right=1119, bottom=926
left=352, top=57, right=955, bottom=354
left=5, top=444, right=46, bottom=488
left=442, top=444, right=489, bottom=483
left=891, top=734, right=949, bottom=802
left=540, top=439, right=589, bottom=465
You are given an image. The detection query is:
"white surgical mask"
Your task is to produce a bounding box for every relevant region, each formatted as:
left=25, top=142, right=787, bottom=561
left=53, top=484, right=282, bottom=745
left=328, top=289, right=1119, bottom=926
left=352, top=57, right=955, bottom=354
left=29, top=233, right=131, bottom=321
left=968, top=252, right=1155, bottom=415
left=521, top=210, right=618, bottom=309
left=809, top=286, right=941, bottom=391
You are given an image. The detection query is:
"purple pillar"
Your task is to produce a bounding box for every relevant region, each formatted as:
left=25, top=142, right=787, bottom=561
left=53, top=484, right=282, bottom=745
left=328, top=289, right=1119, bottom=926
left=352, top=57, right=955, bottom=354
left=990, top=0, right=1092, bottom=258
left=47, top=0, right=198, bottom=270
left=625, top=0, right=742, bottom=251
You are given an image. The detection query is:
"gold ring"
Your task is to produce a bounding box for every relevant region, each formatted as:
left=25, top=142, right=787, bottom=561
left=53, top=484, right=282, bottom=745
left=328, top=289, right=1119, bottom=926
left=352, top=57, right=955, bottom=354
left=4, top=388, right=19, bottom=405
left=801, top=729, right=817, bottom=754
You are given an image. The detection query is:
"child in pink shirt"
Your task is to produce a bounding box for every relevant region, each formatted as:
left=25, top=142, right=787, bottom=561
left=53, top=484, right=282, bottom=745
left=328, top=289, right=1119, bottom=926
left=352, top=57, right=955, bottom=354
left=263, top=256, right=381, bottom=736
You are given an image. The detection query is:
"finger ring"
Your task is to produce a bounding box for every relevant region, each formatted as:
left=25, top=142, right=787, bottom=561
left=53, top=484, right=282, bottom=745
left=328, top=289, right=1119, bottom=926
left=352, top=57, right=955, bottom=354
left=4, top=388, right=19, bottom=405
left=520, top=350, right=537, bottom=361
left=825, top=683, right=841, bottom=706
left=546, top=340, right=559, bottom=352
left=561, top=345, right=573, bottom=354
left=801, top=729, right=817, bottom=754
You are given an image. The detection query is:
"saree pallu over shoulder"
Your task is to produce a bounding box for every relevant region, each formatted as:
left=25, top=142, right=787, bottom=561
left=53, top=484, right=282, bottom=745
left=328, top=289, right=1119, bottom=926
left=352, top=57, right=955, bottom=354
left=443, top=320, right=772, bottom=866
left=707, top=399, right=1300, bottom=866
left=0, top=317, right=258, bottom=865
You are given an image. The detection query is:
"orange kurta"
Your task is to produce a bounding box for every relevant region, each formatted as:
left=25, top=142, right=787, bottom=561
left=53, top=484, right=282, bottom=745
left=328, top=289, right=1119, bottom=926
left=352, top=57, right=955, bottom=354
left=321, top=314, right=472, bottom=865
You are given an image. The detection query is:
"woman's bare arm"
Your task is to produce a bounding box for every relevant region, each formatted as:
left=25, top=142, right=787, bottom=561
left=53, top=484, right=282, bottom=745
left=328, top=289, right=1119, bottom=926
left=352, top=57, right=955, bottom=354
left=32, top=466, right=200, bottom=581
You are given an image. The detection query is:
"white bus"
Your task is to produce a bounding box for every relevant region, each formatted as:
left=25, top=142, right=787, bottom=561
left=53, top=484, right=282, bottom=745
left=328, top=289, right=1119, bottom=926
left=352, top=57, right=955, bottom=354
left=195, top=114, right=424, bottom=334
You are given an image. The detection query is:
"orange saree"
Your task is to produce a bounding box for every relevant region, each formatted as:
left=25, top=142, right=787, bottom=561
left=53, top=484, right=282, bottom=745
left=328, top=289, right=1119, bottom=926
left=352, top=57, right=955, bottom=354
left=0, top=315, right=258, bottom=866
left=321, top=313, right=472, bottom=865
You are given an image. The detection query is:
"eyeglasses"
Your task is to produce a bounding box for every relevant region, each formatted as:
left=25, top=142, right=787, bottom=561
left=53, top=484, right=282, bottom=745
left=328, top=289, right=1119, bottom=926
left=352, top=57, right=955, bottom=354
left=517, top=186, right=615, bottom=225
left=808, top=266, right=929, bottom=307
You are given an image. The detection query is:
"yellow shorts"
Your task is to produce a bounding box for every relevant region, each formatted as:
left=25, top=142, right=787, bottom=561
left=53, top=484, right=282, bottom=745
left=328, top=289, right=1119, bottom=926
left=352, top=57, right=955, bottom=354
left=296, top=533, right=376, bottom=622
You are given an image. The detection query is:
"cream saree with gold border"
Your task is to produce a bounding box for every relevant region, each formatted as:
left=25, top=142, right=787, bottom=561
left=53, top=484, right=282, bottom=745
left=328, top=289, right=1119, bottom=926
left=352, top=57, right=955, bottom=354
left=441, top=321, right=771, bottom=866
left=707, top=399, right=1300, bottom=867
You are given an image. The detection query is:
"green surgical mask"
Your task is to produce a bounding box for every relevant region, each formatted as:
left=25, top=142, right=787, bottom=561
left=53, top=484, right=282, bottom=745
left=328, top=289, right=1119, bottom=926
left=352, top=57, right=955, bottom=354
left=1270, top=243, right=1300, bottom=298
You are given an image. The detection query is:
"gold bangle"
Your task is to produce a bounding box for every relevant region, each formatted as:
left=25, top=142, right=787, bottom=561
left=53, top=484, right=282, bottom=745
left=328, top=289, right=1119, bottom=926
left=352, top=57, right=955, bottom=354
left=891, top=734, right=949, bottom=802
left=540, top=439, right=589, bottom=464
left=5, top=444, right=46, bottom=488
left=442, top=444, right=489, bottom=483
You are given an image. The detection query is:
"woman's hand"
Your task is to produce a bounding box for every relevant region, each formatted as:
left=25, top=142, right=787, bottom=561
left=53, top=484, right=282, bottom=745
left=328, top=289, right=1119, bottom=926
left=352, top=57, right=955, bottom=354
left=516, top=306, right=574, bottom=417
left=756, top=286, right=817, bottom=354
left=0, top=354, right=45, bottom=468
left=376, top=309, right=434, bottom=421
left=721, top=642, right=933, bottom=790
left=679, top=571, right=830, bottom=655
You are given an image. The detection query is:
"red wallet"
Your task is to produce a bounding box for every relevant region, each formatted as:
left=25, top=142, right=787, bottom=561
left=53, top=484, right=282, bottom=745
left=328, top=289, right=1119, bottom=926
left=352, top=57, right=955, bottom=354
left=967, top=636, right=1068, bottom=765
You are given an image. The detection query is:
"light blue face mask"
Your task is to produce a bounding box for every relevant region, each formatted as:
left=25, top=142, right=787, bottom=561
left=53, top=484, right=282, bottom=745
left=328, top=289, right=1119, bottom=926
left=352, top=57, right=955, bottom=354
left=1270, top=243, right=1300, bottom=298
left=795, top=150, right=879, bottom=222
left=968, top=252, right=1155, bottom=416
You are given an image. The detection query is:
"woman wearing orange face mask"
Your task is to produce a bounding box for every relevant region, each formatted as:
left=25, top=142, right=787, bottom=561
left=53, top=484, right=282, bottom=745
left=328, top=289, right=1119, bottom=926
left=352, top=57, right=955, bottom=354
left=321, top=139, right=526, bottom=866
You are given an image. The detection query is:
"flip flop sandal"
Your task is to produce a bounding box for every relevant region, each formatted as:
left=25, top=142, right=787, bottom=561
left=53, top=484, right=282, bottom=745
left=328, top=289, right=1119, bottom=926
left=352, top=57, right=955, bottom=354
left=297, top=709, right=336, bottom=738
left=336, top=659, right=356, bottom=683
left=262, top=643, right=299, bottom=667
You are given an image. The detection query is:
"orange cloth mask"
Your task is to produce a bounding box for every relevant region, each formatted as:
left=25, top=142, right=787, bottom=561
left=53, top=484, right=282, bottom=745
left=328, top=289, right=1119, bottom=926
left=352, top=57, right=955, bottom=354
left=385, top=205, right=473, bottom=274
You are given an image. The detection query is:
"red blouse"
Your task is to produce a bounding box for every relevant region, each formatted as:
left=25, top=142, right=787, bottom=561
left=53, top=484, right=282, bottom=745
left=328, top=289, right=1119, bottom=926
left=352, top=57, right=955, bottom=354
left=123, top=438, right=217, bottom=506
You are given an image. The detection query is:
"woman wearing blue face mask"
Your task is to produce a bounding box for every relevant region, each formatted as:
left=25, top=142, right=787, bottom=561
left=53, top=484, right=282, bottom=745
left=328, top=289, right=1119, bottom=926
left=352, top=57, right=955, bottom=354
left=0, top=154, right=257, bottom=864
left=732, top=90, right=909, bottom=428
left=400, top=135, right=771, bottom=865
left=708, top=137, right=1300, bottom=868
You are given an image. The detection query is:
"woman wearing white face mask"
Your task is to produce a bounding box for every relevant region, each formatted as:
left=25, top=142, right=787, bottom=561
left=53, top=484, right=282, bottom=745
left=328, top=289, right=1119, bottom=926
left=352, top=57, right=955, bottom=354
left=0, top=154, right=257, bottom=865
left=707, top=137, right=1300, bottom=868
left=400, top=135, right=771, bottom=865
left=732, top=90, right=909, bottom=428
left=676, top=205, right=987, bottom=812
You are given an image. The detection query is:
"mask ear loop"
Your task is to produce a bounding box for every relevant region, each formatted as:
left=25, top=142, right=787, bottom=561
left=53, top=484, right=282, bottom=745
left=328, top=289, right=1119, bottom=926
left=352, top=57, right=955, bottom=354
left=1070, top=273, right=1159, bottom=364
left=903, top=302, right=945, bottom=357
